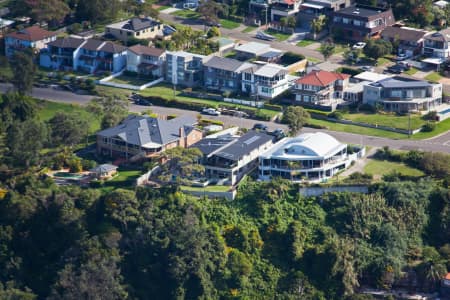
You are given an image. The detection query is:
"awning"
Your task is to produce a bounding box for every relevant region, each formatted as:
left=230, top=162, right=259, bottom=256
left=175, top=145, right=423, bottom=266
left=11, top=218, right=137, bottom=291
left=421, top=57, right=446, bottom=65
left=301, top=2, right=324, bottom=9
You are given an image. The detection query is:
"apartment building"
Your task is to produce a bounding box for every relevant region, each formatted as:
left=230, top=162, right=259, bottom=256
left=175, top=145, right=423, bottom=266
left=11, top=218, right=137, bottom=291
left=166, top=51, right=206, bottom=87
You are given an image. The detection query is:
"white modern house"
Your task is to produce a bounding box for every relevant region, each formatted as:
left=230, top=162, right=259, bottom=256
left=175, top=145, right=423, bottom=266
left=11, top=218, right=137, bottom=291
left=241, top=63, right=293, bottom=99
left=259, top=132, right=358, bottom=182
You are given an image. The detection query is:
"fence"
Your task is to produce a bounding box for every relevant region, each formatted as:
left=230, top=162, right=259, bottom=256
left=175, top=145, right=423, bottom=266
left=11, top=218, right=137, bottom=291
left=181, top=189, right=237, bottom=200
left=98, top=70, right=164, bottom=91
left=135, top=166, right=161, bottom=186
left=224, top=97, right=265, bottom=108
left=299, top=185, right=369, bottom=197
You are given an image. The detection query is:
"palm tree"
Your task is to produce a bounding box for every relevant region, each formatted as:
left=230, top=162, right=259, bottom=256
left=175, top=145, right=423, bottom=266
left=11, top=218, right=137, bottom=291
left=331, top=236, right=359, bottom=296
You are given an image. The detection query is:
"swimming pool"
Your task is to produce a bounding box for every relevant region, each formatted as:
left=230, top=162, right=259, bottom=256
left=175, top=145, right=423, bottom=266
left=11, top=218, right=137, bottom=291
left=439, top=108, right=450, bottom=115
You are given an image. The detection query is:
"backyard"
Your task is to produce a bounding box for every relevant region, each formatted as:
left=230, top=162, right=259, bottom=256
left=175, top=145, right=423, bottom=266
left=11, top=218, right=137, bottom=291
left=101, top=168, right=144, bottom=192
left=363, top=159, right=425, bottom=179
left=109, top=74, right=153, bottom=86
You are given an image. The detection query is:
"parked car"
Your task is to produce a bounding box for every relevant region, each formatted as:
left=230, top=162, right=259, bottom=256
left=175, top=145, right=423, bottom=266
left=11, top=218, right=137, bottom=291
left=270, top=128, right=285, bottom=139
left=352, top=42, right=366, bottom=50
left=135, top=99, right=152, bottom=106
left=395, top=53, right=409, bottom=61
left=202, top=108, right=221, bottom=116
left=205, top=20, right=221, bottom=27
left=255, top=31, right=276, bottom=41
left=359, top=65, right=374, bottom=72
left=386, top=64, right=408, bottom=74
left=252, top=123, right=268, bottom=131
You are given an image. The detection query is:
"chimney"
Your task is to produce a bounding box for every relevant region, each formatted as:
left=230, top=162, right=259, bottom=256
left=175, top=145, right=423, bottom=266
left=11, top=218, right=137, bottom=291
left=179, top=126, right=185, bottom=138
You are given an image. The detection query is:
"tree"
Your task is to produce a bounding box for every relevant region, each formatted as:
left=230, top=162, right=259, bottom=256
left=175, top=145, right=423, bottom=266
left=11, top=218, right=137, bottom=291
left=104, top=189, right=140, bottom=231
left=27, top=0, right=70, bottom=24
left=310, top=15, right=326, bottom=35
left=160, top=147, right=204, bottom=183
left=320, top=42, right=335, bottom=61
left=88, top=96, right=128, bottom=129
left=363, top=39, right=393, bottom=63
left=75, top=0, right=121, bottom=24
left=198, top=0, right=223, bottom=26
left=10, top=51, right=36, bottom=94
left=0, top=93, right=37, bottom=130
left=331, top=236, right=359, bottom=296
left=207, top=26, right=221, bottom=38
left=48, top=112, right=89, bottom=147
left=344, top=49, right=361, bottom=65
left=420, top=152, right=450, bottom=179
left=282, top=106, right=310, bottom=136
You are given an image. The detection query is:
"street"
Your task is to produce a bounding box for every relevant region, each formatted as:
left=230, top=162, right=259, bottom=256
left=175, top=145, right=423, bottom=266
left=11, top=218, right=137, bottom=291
left=2, top=83, right=449, bottom=153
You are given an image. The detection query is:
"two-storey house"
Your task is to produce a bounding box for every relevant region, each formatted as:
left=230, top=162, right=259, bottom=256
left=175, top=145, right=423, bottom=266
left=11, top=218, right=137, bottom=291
left=332, top=5, right=395, bottom=41
left=77, top=39, right=127, bottom=74
left=241, top=63, right=292, bottom=99
left=166, top=51, right=206, bottom=87
left=126, top=44, right=166, bottom=78
left=422, top=28, right=450, bottom=68
left=294, top=70, right=350, bottom=105
left=105, top=17, right=170, bottom=43
left=270, top=0, right=302, bottom=23
left=191, top=130, right=274, bottom=186
left=40, top=36, right=86, bottom=71
left=5, top=25, right=56, bottom=57
left=362, top=76, right=442, bottom=113
left=96, top=115, right=202, bottom=160
left=381, top=26, right=429, bottom=57
left=203, top=56, right=257, bottom=92
left=259, top=132, right=355, bottom=182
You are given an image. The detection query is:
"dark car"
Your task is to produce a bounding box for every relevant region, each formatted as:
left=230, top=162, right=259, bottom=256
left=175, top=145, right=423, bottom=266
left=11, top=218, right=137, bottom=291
left=386, top=64, right=407, bottom=74
left=253, top=123, right=268, bottom=131
left=271, top=128, right=285, bottom=139
left=135, top=99, right=152, bottom=106
left=206, top=20, right=221, bottom=27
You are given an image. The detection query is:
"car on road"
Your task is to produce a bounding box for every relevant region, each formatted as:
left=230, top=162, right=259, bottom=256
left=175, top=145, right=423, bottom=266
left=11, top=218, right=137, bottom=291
left=135, top=99, right=152, bottom=106
left=385, top=63, right=409, bottom=74
left=205, top=20, right=221, bottom=27
left=255, top=31, right=276, bottom=41
left=202, top=107, right=221, bottom=116
left=359, top=65, right=374, bottom=72
left=252, top=123, right=268, bottom=131
left=352, top=42, right=366, bottom=50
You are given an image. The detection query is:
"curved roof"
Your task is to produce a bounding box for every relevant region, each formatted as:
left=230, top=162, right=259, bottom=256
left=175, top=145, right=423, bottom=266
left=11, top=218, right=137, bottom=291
left=260, top=132, right=346, bottom=159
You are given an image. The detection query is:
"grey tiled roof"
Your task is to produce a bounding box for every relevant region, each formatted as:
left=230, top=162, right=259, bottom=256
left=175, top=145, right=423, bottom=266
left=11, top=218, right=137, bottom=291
left=372, top=76, right=432, bottom=89
left=48, top=37, right=86, bottom=49
left=214, top=130, right=273, bottom=161
left=97, top=115, right=197, bottom=147
left=204, top=56, right=255, bottom=72
left=123, top=17, right=160, bottom=31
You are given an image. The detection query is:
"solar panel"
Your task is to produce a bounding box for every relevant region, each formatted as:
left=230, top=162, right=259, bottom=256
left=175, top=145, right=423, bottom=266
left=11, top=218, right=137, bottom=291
left=244, top=136, right=260, bottom=145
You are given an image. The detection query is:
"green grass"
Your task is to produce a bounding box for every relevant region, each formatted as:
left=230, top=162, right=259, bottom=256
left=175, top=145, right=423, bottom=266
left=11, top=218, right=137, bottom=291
left=242, top=26, right=258, bottom=33
left=364, top=159, right=425, bottom=178
left=100, top=168, right=143, bottom=192
left=376, top=57, right=391, bottom=66
left=306, top=56, right=322, bottom=64
left=404, top=67, right=419, bottom=75
left=342, top=112, right=425, bottom=130
left=109, top=75, right=152, bottom=86
left=157, top=5, right=171, bottom=11
left=181, top=185, right=231, bottom=192
left=36, top=100, right=101, bottom=132
left=171, top=9, right=200, bottom=19
left=411, top=117, right=450, bottom=140
left=307, top=118, right=408, bottom=139
left=425, top=72, right=443, bottom=83
left=264, top=29, right=291, bottom=41
left=297, top=39, right=315, bottom=47
left=219, top=19, right=240, bottom=30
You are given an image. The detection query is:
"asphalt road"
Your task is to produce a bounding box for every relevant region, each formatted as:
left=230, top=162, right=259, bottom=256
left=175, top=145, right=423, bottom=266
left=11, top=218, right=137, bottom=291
left=1, top=83, right=449, bottom=153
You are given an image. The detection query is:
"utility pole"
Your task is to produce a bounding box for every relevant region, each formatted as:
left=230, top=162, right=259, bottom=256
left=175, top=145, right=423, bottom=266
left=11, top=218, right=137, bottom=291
left=408, top=110, right=411, bottom=138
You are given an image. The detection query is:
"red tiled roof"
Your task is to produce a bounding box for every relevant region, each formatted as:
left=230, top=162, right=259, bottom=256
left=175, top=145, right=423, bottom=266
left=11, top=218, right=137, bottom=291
left=445, top=273, right=450, bottom=280
left=296, top=70, right=350, bottom=86
left=284, top=0, right=295, bottom=4
left=6, top=25, right=56, bottom=42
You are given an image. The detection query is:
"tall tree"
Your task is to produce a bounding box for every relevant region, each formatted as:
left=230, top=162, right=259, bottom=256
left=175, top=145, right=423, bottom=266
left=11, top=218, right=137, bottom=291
left=282, top=106, right=310, bottom=136
left=27, top=0, right=70, bottom=24
left=320, top=42, right=335, bottom=61
left=198, top=0, right=223, bottom=26
left=88, top=96, right=128, bottom=129
left=363, top=39, right=393, bottom=63
left=48, top=112, right=90, bottom=147
left=75, top=0, right=121, bottom=24
left=10, top=51, right=36, bottom=95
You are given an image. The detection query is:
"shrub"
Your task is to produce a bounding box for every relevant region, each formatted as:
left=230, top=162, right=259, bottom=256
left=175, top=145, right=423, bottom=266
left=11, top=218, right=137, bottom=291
left=328, top=111, right=343, bottom=120
left=423, top=111, right=438, bottom=121
left=68, top=157, right=82, bottom=173
left=336, top=67, right=361, bottom=76
left=255, top=110, right=271, bottom=121
left=304, top=123, right=328, bottom=129
left=422, top=122, right=436, bottom=132
left=263, top=103, right=283, bottom=111
left=358, top=104, right=377, bottom=113
left=82, top=159, right=97, bottom=171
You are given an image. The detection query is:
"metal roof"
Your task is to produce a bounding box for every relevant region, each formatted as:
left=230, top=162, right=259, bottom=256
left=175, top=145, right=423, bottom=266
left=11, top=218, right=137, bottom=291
left=371, top=76, right=433, bottom=89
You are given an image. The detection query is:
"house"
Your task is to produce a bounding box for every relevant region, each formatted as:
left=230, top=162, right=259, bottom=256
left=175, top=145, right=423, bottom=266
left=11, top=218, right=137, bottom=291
left=126, top=44, right=165, bottom=78
left=353, top=71, right=391, bottom=83
left=40, top=36, right=86, bottom=71
left=234, top=42, right=282, bottom=60
left=441, top=273, right=450, bottom=298
left=89, top=164, right=118, bottom=179
left=191, top=130, right=274, bottom=186
left=0, top=18, right=14, bottom=35
left=96, top=115, right=202, bottom=159
left=362, top=76, right=442, bottom=113
left=294, top=70, right=350, bottom=105
left=300, top=0, right=353, bottom=16
left=77, top=39, right=127, bottom=74
left=241, top=63, right=293, bottom=99
left=259, top=132, right=356, bottom=182
left=203, top=56, right=257, bottom=92
left=422, top=29, right=450, bottom=68
left=166, top=51, right=206, bottom=87
left=5, top=25, right=57, bottom=57
left=106, top=17, right=166, bottom=42
left=332, top=5, right=395, bottom=41
left=381, top=26, right=429, bottom=57
left=270, top=0, right=302, bottom=23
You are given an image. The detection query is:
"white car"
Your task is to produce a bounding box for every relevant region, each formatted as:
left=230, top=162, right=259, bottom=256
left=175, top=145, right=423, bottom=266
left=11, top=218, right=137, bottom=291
left=202, top=108, right=221, bottom=116
left=395, top=53, right=409, bottom=61
left=352, top=42, right=366, bottom=50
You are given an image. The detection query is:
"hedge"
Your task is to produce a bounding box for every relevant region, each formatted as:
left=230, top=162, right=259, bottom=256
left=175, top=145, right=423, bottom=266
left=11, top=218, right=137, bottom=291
left=264, top=103, right=283, bottom=111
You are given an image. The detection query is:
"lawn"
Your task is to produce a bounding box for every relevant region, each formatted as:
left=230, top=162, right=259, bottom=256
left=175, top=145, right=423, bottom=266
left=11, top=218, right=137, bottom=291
left=171, top=9, right=200, bottom=19
left=101, top=168, right=143, bottom=192
left=220, top=19, right=240, bottom=30
left=376, top=56, right=391, bottom=66
left=109, top=75, right=152, bottom=86
left=411, top=117, right=450, bottom=140
left=157, top=5, right=171, bottom=11
left=242, top=26, right=258, bottom=33
left=363, top=159, right=425, bottom=178
left=264, top=29, right=291, bottom=41
left=342, top=112, right=425, bottom=130
left=404, top=67, right=419, bottom=75
left=181, top=185, right=231, bottom=192
left=306, top=56, right=322, bottom=64
left=307, top=118, right=408, bottom=139
left=297, top=39, right=315, bottom=47
left=36, top=100, right=101, bottom=132
left=425, top=72, right=443, bottom=83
